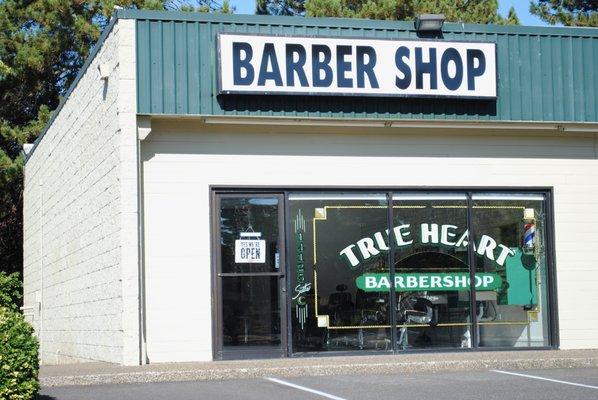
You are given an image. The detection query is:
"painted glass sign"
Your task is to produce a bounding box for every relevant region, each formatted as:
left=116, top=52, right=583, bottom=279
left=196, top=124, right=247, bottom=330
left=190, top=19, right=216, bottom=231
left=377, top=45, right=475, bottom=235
left=293, top=210, right=311, bottom=329
left=287, top=192, right=551, bottom=354
left=339, top=223, right=515, bottom=270
left=218, top=33, right=497, bottom=98
left=356, top=272, right=503, bottom=292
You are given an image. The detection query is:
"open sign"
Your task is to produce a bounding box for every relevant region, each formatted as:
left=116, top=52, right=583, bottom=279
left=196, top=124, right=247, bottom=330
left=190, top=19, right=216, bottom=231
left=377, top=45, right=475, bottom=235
left=235, top=239, right=266, bottom=263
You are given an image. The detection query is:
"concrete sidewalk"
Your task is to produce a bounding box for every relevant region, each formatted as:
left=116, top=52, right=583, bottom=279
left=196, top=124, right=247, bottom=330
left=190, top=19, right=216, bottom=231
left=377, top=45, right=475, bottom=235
left=39, top=349, right=598, bottom=387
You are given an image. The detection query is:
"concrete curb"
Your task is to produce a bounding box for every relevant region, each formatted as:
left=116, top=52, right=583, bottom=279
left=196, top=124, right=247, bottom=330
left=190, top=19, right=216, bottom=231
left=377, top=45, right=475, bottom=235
left=40, top=357, right=598, bottom=387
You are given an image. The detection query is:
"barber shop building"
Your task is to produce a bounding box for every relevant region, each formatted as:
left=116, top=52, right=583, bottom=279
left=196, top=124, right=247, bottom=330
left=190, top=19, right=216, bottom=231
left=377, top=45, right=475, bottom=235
left=22, top=10, right=598, bottom=365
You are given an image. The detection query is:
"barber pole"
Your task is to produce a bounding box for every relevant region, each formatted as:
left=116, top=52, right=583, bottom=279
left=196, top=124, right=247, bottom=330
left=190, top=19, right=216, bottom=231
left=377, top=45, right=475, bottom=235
left=523, top=222, right=536, bottom=254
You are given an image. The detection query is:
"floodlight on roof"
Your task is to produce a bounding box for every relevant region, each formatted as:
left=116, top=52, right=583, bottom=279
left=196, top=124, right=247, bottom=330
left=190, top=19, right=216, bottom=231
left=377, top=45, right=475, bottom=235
left=415, top=14, right=446, bottom=33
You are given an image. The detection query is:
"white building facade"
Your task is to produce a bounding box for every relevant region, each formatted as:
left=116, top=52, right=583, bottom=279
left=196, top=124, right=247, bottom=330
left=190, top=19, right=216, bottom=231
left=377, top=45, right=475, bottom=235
left=23, top=11, right=598, bottom=365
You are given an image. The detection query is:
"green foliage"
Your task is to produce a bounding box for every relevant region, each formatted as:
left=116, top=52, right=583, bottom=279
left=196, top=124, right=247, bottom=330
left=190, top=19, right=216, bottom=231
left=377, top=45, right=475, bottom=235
left=1, top=1, right=158, bottom=127
left=530, top=1, right=597, bottom=26
left=304, top=0, right=519, bottom=24
left=413, top=0, right=518, bottom=24
left=256, top=0, right=306, bottom=15
left=165, top=1, right=233, bottom=13
left=0, top=1, right=232, bottom=278
left=0, top=306, right=39, bottom=400
left=305, top=0, right=412, bottom=19
left=0, top=272, right=23, bottom=311
left=0, top=106, right=51, bottom=276
left=500, top=6, right=520, bottom=25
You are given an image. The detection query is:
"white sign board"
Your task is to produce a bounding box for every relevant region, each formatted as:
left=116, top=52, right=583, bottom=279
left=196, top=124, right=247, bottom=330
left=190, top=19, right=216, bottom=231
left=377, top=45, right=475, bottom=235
left=235, top=239, right=266, bottom=263
left=218, top=33, right=497, bottom=98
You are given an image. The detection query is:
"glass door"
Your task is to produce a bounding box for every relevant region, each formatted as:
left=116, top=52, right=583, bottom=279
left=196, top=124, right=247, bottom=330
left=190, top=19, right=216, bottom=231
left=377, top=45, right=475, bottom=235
left=214, top=193, right=286, bottom=359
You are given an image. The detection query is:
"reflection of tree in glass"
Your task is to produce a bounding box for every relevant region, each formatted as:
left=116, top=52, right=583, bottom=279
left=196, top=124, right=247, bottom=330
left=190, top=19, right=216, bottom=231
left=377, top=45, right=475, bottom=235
left=219, top=198, right=278, bottom=273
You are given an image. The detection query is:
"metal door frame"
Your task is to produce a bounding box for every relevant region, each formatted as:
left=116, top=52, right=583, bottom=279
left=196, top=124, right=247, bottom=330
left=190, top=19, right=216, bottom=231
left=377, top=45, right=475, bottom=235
left=211, top=192, right=288, bottom=360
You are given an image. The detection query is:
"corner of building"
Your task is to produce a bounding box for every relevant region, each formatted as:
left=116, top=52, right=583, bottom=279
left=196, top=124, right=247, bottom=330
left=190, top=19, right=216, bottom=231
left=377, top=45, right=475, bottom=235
left=116, top=18, right=143, bottom=366
left=22, top=16, right=141, bottom=365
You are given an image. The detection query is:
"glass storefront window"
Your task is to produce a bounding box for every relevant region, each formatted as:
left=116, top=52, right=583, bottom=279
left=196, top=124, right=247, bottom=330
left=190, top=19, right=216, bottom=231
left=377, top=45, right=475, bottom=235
left=472, top=193, right=551, bottom=348
left=288, top=193, right=392, bottom=353
left=285, top=191, right=554, bottom=354
left=393, top=193, right=471, bottom=349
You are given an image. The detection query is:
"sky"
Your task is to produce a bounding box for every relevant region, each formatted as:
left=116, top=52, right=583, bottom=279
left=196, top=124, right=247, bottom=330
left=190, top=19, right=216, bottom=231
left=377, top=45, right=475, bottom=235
left=228, top=0, right=552, bottom=26
left=498, top=0, right=552, bottom=26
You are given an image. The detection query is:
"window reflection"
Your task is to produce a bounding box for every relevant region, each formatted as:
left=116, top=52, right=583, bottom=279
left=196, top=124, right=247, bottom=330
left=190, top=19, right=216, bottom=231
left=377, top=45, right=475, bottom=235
left=393, top=194, right=471, bottom=349
left=289, top=194, right=391, bottom=352
left=472, top=194, right=550, bottom=348
left=287, top=191, right=552, bottom=354
left=222, top=276, right=281, bottom=348
left=220, top=197, right=279, bottom=273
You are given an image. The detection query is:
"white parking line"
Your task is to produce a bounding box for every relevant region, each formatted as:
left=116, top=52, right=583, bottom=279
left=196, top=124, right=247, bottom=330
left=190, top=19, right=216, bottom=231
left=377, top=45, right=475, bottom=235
left=265, top=377, right=348, bottom=400
left=491, top=370, right=598, bottom=390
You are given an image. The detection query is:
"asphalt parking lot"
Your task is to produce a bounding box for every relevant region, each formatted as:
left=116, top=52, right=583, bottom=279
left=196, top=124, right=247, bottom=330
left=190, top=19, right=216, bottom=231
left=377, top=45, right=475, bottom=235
left=39, top=367, right=598, bottom=400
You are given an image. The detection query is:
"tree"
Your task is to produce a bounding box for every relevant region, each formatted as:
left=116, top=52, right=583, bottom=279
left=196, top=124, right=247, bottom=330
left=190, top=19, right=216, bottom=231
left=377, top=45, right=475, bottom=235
left=167, top=0, right=233, bottom=13
left=0, top=1, right=231, bottom=277
left=261, top=0, right=519, bottom=25
left=257, top=0, right=306, bottom=15
left=530, top=1, right=597, bottom=26
left=0, top=271, right=22, bottom=311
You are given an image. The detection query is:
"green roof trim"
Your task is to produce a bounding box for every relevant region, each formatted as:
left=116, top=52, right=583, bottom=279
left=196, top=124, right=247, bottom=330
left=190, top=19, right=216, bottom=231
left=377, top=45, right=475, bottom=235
left=117, top=9, right=598, bottom=38
left=25, top=10, right=598, bottom=164
left=133, top=10, right=597, bottom=123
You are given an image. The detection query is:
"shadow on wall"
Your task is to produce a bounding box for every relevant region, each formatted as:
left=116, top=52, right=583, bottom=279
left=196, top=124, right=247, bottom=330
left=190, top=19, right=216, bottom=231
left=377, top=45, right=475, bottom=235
left=141, top=117, right=598, bottom=162
left=217, top=94, right=497, bottom=118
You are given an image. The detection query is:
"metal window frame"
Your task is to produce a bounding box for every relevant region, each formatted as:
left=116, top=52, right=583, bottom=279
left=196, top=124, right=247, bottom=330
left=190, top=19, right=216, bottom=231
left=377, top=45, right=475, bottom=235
left=210, top=186, right=558, bottom=360
left=466, top=192, right=479, bottom=349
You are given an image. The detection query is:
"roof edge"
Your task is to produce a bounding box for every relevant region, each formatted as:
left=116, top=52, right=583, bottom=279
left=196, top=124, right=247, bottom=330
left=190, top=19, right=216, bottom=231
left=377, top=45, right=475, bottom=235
left=144, top=113, right=598, bottom=132
left=25, top=16, right=120, bottom=164
left=116, top=9, right=598, bottom=38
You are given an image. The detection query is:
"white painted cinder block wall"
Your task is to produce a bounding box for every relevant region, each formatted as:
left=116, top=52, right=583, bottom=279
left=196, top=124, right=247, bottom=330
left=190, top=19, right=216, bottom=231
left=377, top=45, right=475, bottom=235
left=141, top=120, right=598, bottom=362
left=22, top=19, right=139, bottom=365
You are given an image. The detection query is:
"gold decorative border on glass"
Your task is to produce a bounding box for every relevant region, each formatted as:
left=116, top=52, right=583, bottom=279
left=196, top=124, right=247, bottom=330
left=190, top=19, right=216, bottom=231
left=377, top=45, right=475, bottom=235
left=311, top=204, right=536, bottom=330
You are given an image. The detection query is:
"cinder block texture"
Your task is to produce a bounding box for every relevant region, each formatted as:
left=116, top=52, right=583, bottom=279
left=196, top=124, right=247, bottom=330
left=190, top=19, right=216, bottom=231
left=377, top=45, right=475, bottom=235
left=23, top=19, right=139, bottom=365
